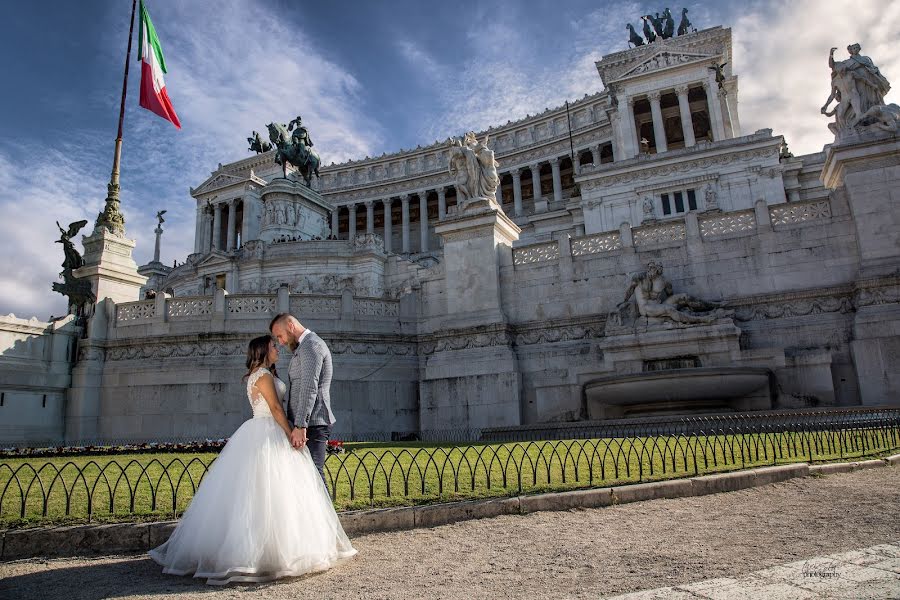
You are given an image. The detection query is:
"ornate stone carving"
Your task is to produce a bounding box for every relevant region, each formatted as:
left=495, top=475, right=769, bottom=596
left=289, top=296, right=341, bottom=314
left=448, top=131, right=502, bottom=213
left=226, top=296, right=276, bottom=314
left=699, top=210, right=755, bottom=238
left=570, top=232, right=623, bottom=256
left=116, top=300, right=156, bottom=323
left=514, top=324, right=601, bottom=346
left=352, top=232, right=385, bottom=252
left=354, top=299, right=400, bottom=317
left=513, top=241, right=560, bottom=266
left=616, top=261, right=731, bottom=326
left=633, top=222, right=686, bottom=245
left=822, top=43, right=896, bottom=139
left=167, top=298, right=213, bottom=318
left=419, top=329, right=513, bottom=355
left=769, top=200, right=831, bottom=226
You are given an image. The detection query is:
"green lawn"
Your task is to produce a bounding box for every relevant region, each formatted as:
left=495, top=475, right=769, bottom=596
left=1, top=428, right=897, bottom=529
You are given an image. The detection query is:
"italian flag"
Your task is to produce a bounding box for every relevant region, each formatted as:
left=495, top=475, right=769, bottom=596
left=138, top=1, right=181, bottom=129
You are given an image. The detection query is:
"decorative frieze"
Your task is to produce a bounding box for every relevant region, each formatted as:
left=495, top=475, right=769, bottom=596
left=699, top=210, right=756, bottom=238
left=116, top=301, right=155, bottom=323
left=513, top=241, right=560, bottom=266
left=419, top=330, right=513, bottom=355
left=570, top=232, right=623, bottom=256
left=105, top=341, right=246, bottom=361
left=633, top=222, right=686, bottom=246
left=769, top=200, right=831, bottom=227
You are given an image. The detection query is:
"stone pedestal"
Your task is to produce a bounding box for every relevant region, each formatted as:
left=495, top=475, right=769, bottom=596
left=822, top=133, right=900, bottom=406
left=423, top=206, right=524, bottom=430
left=73, top=229, right=146, bottom=305
left=65, top=298, right=114, bottom=442
left=822, top=133, right=900, bottom=276
left=851, top=293, right=900, bottom=407
left=434, top=205, right=520, bottom=327
left=259, top=178, right=334, bottom=242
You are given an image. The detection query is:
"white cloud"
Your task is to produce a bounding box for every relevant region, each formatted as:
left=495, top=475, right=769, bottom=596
left=733, top=0, right=900, bottom=155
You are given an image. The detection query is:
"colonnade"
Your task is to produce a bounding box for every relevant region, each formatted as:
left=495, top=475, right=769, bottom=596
left=196, top=199, right=243, bottom=254
left=619, top=76, right=728, bottom=157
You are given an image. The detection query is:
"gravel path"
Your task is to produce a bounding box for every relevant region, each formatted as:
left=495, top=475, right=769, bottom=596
left=1, top=467, right=898, bottom=600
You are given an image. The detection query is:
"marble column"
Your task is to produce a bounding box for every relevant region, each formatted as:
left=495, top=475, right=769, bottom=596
left=550, top=158, right=562, bottom=202
left=437, top=188, right=446, bottom=220
left=348, top=203, right=357, bottom=242
left=530, top=164, right=542, bottom=201
left=419, top=191, right=429, bottom=253
left=511, top=169, right=523, bottom=216
left=591, top=145, right=600, bottom=165
left=365, top=200, right=374, bottom=234
left=675, top=85, right=696, bottom=147
left=623, top=96, right=639, bottom=158
left=227, top=199, right=239, bottom=251
left=400, top=194, right=410, bottom=253
left=704, top=79, right=726, bottom=141
left=331, top=208, right=339, bottom=239
left=495, top=179, right=503, bottom=205
left=212, top=202, right=223, bottom=251
left=193, top=205, right=203, bottom=254
left=648, top=91, right=667, bottom=153
left=382, top=198, right=392, bottom=253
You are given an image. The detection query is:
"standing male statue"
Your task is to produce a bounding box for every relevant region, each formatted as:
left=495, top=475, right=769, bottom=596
left=822, top=43, right=894, bottom=135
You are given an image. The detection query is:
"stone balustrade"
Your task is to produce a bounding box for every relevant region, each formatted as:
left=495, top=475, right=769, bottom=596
left=633, top=221, right=687, bottom=246
left=115, top=300, right=156, bottom=322
left=769, top=199, right=832, bottom=227
left=570, top=232, right=624, bottom=257
left=699, top=209, right=756, bottom=238
left=510, top=198, right=834, bottom=270
left=512, top=241, right=560, bottom=266
left=114, top=292, right=402, bottom=328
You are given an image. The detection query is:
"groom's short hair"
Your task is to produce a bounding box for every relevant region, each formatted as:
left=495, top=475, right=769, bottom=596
left=269, top=313, right=293, bottom=332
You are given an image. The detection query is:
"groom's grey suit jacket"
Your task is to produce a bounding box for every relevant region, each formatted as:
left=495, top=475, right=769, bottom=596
left=286, top=331, right=336, bottom=428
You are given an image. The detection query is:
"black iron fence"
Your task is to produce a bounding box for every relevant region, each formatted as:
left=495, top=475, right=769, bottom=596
left=1, top=409, right=898, bottom=526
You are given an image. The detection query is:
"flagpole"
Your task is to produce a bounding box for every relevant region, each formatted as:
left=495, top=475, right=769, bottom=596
left=95, top=0, right=137, bottom=236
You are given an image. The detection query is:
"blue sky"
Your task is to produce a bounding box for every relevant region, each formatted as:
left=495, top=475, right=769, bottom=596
left=1, top=0, right=898, bottom=320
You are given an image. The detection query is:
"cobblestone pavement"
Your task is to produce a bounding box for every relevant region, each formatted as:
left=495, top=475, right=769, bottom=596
left=1, top=467, right=898, bottom=600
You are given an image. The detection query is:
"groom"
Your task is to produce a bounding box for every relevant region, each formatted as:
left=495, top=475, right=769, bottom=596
left=269, top=313, right=336, bottom=483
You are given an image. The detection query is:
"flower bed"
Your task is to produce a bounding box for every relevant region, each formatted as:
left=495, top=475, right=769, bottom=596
left=0, top=439, right=229, bottom=459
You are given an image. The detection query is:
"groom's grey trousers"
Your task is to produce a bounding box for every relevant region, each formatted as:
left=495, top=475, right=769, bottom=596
left=306, top=424, right=331, bottom=484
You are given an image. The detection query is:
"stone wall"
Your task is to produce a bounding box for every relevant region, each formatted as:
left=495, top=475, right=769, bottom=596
left=0, top=315, right=79, bottom=445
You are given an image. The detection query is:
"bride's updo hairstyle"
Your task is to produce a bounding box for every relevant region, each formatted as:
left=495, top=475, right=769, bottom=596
left=244, top=335, right=278, bottom=380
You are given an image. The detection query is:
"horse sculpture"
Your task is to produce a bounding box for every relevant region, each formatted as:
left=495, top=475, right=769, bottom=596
left=266, top=121, right=321, bottom=187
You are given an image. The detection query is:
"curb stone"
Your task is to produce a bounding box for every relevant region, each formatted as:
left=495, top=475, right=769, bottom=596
left=2, top=454, right=897, bottom=561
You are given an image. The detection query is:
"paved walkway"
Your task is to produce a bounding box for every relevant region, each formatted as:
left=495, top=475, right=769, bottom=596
left=608, top=542, right=900, bottom=599
left=1, top=467, right=898, bottom=599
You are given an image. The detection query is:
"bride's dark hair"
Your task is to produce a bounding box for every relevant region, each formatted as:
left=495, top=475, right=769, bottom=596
left=244, top=335, right=277, bottom=381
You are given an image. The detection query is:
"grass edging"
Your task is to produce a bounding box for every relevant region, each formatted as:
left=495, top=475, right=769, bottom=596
left=2, top=454, right=897, bottom=561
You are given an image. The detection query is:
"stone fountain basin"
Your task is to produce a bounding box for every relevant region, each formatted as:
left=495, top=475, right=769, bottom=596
left=584, top=367, right=772, bottom=418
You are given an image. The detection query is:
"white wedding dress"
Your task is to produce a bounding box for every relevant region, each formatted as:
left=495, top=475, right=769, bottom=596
left=149, top=367, right=356, bottom=585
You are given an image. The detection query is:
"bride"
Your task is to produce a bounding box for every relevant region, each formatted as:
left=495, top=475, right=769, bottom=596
left=149, top=335, right=357, bottom=585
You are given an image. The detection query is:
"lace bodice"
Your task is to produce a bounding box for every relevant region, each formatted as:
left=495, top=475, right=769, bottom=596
left=246, top=367, right=287, bottom=418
